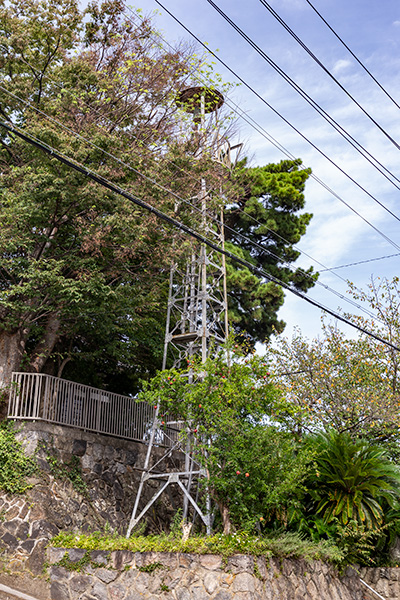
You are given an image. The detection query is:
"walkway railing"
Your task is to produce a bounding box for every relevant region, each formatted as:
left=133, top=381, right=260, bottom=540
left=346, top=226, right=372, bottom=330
left=8, top=372, right=180, bottom=447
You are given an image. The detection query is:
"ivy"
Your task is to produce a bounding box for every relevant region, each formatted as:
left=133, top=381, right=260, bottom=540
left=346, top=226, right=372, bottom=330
left=0, top=422, right=37, bottom=494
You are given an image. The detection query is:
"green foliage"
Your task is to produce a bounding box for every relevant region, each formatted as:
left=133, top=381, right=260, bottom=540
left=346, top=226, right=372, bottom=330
left=272, top=321, right=400, bottom=440
left=0, top=0, right=232, bottom=391
left=225, top=158, right=317, bottom=344
left=0, top=422, right=36, bottom=494
left=307, top=431, right=400, bottom=528
left=289, top=430, right=400, bottom=566
left=47, top=452, right=87, bottom=495
left=51, top=530, right=344, bottom=564
left=140, top=344, right=310, bottom=533
left=138, top=562, right=165, bottom=573
left=54, top=550, right=106, bottom=572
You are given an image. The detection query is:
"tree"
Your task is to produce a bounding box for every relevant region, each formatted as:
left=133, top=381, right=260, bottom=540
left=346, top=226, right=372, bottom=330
left=139, top=345, right=309, bottom=534
left=0, top=0, right=230, bottom=392
left=225, top=158, right=317, bottom=344
left=0, top=0, right=317, bottom=394
left=271, top=321, right=400, bottom=441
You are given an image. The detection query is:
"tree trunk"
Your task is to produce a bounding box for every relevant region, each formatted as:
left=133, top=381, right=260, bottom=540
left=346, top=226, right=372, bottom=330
left=29, top=314, right=61, bottom=373
left=218, top=501, right=232, bottom=535
left=0, top=329, right=28, bottom=390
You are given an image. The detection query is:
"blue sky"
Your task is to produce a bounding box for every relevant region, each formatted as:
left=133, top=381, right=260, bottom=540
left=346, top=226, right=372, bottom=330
left=130, top=0, right=400, bottom=341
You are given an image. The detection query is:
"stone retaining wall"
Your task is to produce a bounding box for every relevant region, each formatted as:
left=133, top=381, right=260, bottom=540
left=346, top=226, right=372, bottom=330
left=47, top=548, right=371, bottom=600
left=0, top=421, right=184, bottom=574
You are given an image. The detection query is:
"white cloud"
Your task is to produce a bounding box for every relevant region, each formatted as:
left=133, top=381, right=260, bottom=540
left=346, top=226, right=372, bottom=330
left=393, top=20, right=400, bottom=26
left=332, top=59, right=352, bottom=75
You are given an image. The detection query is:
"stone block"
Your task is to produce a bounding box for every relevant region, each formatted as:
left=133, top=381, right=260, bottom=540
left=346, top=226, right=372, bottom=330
left=175, top=589, right=192, bottom=600
left=204, top=571, right=219, bottom=595
left=226, top=555, right=254, bottom=574
left=30, top=519, right=59, bottom=539
left=92, top=580, right=108, bottom=600
left=156, top=552, right=179, bottom=570
left=21, top=539, right=36, bottom=554
left=96, top=567, right=119, bottom=583
left=68, top=548, right=87, bottom=562
left=199, top=554, right=222, bottom=570
left=111, top=550, right=135, bottom=570
left=1, top=532, right=18, bottom=551
left=191, top=586, right=208, bottom=600
left=214, top=592, right=233, bottom=600
left=232, top=572, right=255, bottom=593
left=178, top=553, right=199, bottom=568
left=50, top=581, right=71, bottom=600
left=126, top=451, right=137, bottom=466
left=109, top=583, right=127, bottom=600
left=70, top=573, right=93, bottom=594
left=26, top=539, right=49, bottom=575
left=16, top=520, right=30, bottom=540
left=72, top=439, right=87, bottom=456
left=90, top=550, right=110, bottom=566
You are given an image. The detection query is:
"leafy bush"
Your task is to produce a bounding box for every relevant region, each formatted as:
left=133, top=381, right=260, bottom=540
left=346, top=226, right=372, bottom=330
left=291, top=430, right=400, bottom=565
left=307, top=430, right=400, bottom=528
left=0, top=421, right=36, bottom=493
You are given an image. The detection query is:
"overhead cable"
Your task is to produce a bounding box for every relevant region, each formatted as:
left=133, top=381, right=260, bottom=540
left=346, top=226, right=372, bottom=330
left=0, top=87, right=390, bottom=324
left=304, top=0, right=400, bottom=111
left=1, top=118, right=398, bottom=351
left=258, top=0, right=400, bottom=151
left=205, top=0, right=400, bottom=212
left=3, top=17, right=397, bottom=315
left=318, top=253, right=400, bottom=273
left=120, top=5, right=400, bottom=265
left=152, top=0, right=400, bottom=251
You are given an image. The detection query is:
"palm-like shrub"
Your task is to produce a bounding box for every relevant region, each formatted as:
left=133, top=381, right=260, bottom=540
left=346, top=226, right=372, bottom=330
left=308, top=430, right=400, bottom=529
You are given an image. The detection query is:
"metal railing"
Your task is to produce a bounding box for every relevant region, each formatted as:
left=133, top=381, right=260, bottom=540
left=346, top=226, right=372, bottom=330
left=8, top=372, right=181, bottom=447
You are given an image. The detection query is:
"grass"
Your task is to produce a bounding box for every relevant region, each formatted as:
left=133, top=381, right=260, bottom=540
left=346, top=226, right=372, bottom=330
left=50, top=530, right=344, bottom=564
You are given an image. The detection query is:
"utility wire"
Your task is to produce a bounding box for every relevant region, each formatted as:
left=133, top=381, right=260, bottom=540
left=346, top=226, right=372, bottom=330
left=2, top=16, right=397, bottom=323
left=258, top=0, right=400, bottom=151
left=318, top=253, right=400, bottom=273
left=1, top=86, right=387, bottom=324
left=2, top=118, right=398, bottom=351
left=3, top=16, right=398, bottom=322
left=2, top=16, right=394, bottom=318
left=304, top=0, right=400, bottom=111
left=205, top=0, right=400, bottom=214
left=152, top=0, right=400, bottom=252
left=123, top=5, right=400, bottom=266
left=119, top=5, right=400, bottom=272
left=221, top=3, right=400, bottom=191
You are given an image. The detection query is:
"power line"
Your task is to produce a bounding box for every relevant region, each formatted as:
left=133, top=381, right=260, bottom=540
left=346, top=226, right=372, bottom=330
left=120, top=5, right=400, bottom=264
left=2, top=118, right=398, bottom=352
left=205, top=0, right=400, bottom=214
left=318, top=253, right=400, bottom=273
left=1, top=14, right=394, bottom=322
left=151, top=0, right=400, bottom=252
left=258, top=0, right=400, bottom=151
left=1, top=85, right=387, bottom=324
left=304, top=0, right=400, bottom=111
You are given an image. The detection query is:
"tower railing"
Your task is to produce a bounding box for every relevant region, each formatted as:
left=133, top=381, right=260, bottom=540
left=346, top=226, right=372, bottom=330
left=8, top=372, right=180, bottom=447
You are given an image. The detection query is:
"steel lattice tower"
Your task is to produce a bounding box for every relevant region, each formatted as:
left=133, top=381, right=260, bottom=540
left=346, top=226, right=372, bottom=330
left=126, top=87, right=228, bottom=538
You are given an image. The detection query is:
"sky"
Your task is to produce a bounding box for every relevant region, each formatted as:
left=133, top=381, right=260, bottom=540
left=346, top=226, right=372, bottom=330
left=128, top=0, right=400, bottom=342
